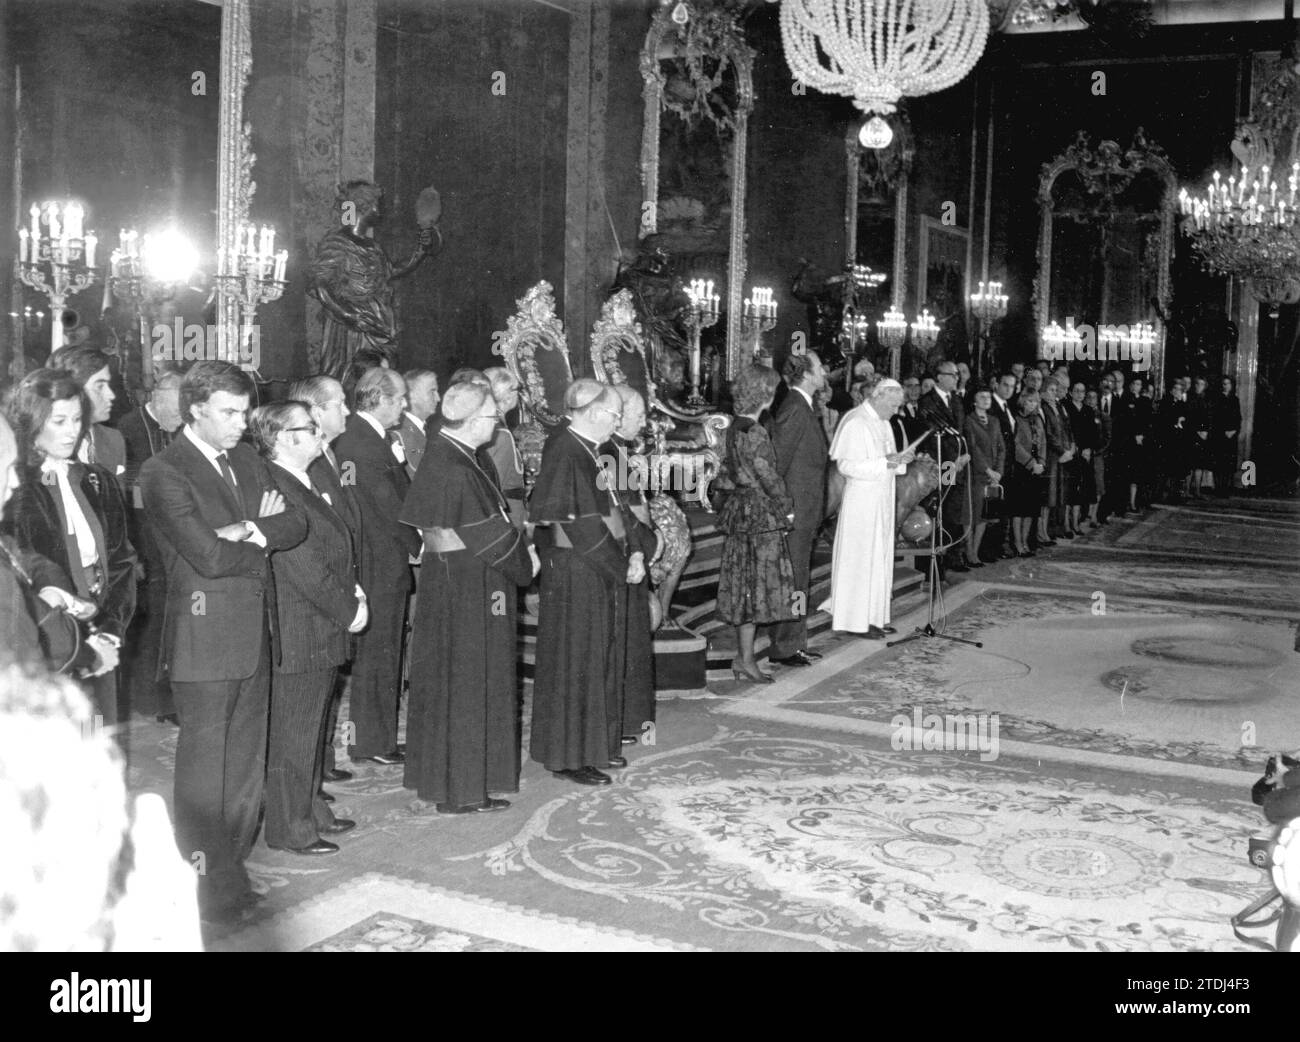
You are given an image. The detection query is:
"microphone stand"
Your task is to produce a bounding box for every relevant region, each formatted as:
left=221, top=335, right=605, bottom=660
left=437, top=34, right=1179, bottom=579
left=889, top=423, right=983, bottom=650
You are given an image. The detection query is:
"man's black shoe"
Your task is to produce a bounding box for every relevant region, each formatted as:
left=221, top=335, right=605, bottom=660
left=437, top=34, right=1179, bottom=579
left=155, top=713, right=179, bottom=726
left=270, top=839, right=339, bottom=856
left=606, top=755, right=628, bottom=769
left=621, top=735, right=640, bottom=746
left=772, top=651, right=816, bottom=667
left=323, top=768, right=353, bottom=782
left=361, top=750, right=405, bottom=766
left=552, top=766, right=612, bottom=786
left=320, top=818, right=356, bottom=835
left=320, top=789, right=335, bottom=803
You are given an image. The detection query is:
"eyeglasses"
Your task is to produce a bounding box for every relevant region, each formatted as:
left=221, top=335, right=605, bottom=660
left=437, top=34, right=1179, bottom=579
left=284, top=423, right=319, bottom=435
left=596, top=408, right=623, bottom=421
left=937, top=370, right=958, bottom=378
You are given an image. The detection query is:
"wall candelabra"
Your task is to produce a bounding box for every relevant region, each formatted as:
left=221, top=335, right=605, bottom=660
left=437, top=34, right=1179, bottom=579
left=741, top=286, right=777, bottom=360
left=684, top=278, right=721, bottom=408
left=17, top=201, right=100, bottom=355
left=214, top=223, right=287, bottom=371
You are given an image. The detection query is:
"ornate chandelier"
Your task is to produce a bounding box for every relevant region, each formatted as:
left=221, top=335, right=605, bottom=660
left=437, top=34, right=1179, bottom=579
left=1179, top=59, right=1300, bottom=308
left=780, top=0, right=990, bottom=117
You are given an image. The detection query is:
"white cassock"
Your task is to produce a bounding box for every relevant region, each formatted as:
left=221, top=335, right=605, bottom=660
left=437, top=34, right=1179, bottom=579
left=819, top=404, right=906, bottom=632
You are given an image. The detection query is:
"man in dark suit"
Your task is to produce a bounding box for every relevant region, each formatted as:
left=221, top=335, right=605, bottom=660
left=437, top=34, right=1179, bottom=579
left=986, top=372, right=1018, bottom=560
left=333, top=366, right=420, bottom=765
left=896, top=377, right=926, bottom=441
left=117, top=370, right=183, bottom=722
left=254, top=401, right=364, bottom=856
left=396, top=368, right=439, bottom=480
left=768, top=352, right=828, bottom=667
left=140, top=361, right=306, bottom=924
left=919, top=362, right=972, bottom=571
left=289, top=375, right=362, bottom=787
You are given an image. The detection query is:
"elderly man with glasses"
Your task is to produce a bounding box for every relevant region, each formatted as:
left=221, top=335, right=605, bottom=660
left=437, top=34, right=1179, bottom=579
left=400, top=383, right=536, bottom=813
left=253, top=401, right=365, bottom=855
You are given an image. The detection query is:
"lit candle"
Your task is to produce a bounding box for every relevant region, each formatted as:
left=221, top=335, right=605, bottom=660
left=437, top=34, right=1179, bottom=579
left=274, top=249, right=287, bottom=283
left=47, top=203, right=60, bottom=242
left=18, top=228, right=28, bottom=264
left=29, top=203, right=39, bottom=241
left=245, top=224, right=256, bottom=258
left=84, top=231, right=96, bottom=269
left=705, top=279, right=714, bottom=300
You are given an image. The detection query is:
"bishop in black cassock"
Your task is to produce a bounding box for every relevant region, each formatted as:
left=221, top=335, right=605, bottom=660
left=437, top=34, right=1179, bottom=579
left=400, top=384, right=535, bottom=813
left=529, top=381, right=642, bottom=786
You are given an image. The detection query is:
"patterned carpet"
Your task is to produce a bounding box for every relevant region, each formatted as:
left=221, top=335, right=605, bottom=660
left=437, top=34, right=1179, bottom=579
left=118, top=497, right=1295, bottom=951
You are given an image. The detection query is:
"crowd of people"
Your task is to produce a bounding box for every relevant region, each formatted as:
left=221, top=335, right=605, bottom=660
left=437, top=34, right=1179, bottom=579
left=0, top=350, right=661, bottom=926
left=0, top=340, right=1245, bottom=929
left=708, top=351, right=1247, bottom=680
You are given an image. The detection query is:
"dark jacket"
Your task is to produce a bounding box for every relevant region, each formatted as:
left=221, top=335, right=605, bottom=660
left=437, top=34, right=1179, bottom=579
left=963, top=411, right=1006, bottom=484
left=2, top=460, right=137, bottom=641
left=332, top=413, right=422, bottom=588
left=140, top=433, right=306, bottom=682
left=116, top=405, right=173, bottom=505
left=268, top=462, right=357, bottom=674
left=769, top=388, right=828, bottom=533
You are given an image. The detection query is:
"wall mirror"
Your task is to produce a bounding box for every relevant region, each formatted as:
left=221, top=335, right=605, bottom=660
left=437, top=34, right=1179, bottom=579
left=844, top=111, right=913, bottom=374
left=1034, top=129, right=1177, bottom=388
left=639, top=2, right=753, bottom=394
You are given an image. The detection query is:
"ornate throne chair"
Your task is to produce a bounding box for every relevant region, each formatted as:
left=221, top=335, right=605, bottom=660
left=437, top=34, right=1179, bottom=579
left=496, top=281, right=573, bottom=484
left=589, top=289, right=731, bottom=629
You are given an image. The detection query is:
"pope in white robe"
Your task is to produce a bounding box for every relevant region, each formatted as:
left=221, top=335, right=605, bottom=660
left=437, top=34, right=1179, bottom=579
left=820, top=379, right=915, bottom=637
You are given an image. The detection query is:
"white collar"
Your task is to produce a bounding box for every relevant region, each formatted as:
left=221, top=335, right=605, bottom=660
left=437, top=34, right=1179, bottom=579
left=271, top=458, right=312, bottom=490
left=183, top=423, right=230, bottom=467
left=404, top=411, right=426, bottom=434
left=793, top=386, right=813, bottom=409
left=358, top=411, right=387, bottom=439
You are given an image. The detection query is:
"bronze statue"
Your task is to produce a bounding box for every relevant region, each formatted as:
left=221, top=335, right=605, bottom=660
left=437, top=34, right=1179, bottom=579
left=308, top=180, right=441, bottom=379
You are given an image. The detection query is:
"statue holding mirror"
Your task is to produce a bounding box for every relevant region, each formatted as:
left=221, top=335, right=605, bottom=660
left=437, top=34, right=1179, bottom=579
left=308, top=180, right=443, bottom=379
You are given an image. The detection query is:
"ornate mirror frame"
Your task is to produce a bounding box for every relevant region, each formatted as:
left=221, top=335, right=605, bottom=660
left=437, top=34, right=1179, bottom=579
left=639, top=5, right=754, bottom=384
left=215, top=0, right=254, bottom=363
left=1034, top=129, right=1177, bottom=389
left=844, top=118, right=912, bottom=313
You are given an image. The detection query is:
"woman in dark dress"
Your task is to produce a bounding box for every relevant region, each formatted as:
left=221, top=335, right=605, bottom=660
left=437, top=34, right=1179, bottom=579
left=2, top=369, right=136, bottom=723
left=400, top=383, right=535, bottom=812
left=1062, top=380, right=1097, bottom=535
left=962, top=388, right=1005, bottom=570
left=1212, top=375, right=1241, bottom=497
left=1187, top=376, right=1214, bottom=497
left=1157, top=383, right=1193, bottom=502
left=1009, top=389, right=1047, bottom=557
left=715, top=364, right=796, bottom=683
left=529, top=380, right=642, bottom=787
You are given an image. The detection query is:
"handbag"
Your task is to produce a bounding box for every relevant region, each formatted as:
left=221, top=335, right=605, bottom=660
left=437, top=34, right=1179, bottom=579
left=981, top=481, right=1005, bottom=521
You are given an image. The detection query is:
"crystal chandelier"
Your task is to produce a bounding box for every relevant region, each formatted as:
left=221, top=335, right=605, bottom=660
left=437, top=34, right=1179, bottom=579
left=780, top=0, right=990, bottom=118
left=877, top=305, right=908, bottom=350
left=1180, top=165, right=1300, bottom=306
left=1179, top=59, right=1300, bottom=308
